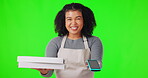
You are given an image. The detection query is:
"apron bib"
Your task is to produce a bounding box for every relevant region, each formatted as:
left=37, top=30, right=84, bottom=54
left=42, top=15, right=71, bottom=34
left=55, top=35, right=94, bottom=78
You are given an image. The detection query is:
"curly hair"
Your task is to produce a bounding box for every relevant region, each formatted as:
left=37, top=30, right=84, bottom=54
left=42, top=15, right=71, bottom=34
left=54, top=3, right=96, bottom=37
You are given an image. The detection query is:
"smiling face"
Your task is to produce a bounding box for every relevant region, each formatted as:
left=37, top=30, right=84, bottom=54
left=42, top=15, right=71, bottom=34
left=65, top=10, right=84, bottom=36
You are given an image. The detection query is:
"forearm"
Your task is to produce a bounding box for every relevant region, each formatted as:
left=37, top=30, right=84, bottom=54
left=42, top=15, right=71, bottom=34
left=90, top=37, right=103, bottom=68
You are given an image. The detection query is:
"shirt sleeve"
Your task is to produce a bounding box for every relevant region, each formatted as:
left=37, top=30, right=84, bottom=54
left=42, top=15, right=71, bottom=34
left=45, top=39, right=58, bottom=57
left=90, top=37, right=103, bottom=68
left=40, top=70, right=54, bottom=77
left=40, top=38, right=59, bottom=77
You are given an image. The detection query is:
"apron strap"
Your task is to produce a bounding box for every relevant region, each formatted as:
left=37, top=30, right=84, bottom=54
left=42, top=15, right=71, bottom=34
left=60, top=35, right=90, bottom=52
left=83, top=36, right=90, bottom=52
left=60, top=35, right=67, bottom=48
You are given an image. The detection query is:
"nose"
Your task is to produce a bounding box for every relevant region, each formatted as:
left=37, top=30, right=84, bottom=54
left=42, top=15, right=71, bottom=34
left=71, top=19, right=77, bottom=25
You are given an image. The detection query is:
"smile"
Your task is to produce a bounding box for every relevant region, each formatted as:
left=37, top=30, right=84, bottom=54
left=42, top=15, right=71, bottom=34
left=70, top=26, right=78, bottom=31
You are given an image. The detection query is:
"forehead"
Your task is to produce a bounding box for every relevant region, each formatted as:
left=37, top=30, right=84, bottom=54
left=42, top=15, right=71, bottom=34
left=65, top=10, right=82, bottom=17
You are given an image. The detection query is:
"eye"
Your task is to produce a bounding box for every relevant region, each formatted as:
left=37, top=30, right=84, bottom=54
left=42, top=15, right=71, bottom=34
left=67, top=19, right=72, bottom=21
left=76, top=17, right=81, bottom=20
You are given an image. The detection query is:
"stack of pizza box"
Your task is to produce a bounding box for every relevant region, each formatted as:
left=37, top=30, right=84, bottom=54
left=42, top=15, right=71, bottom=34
left=17, top=56, right=65, bottom=69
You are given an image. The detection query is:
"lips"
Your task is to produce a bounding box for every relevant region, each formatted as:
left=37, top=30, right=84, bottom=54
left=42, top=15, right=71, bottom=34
left=70, top=26, right=78, bottom=31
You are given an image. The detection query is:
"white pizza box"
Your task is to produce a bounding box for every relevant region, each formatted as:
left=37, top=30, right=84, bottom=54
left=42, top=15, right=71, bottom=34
left=18, top=62, right=65, bottom=69
left=17, top=56, right=64, bottom=64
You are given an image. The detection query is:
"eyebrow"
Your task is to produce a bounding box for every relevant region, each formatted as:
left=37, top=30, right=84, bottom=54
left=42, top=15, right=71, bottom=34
left=66, top=16, right=82, bottom=19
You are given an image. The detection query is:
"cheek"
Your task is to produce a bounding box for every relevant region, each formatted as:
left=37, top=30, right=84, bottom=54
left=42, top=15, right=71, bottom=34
left=78, top=21, right=84, bottom=28
left=65, top=22, right=70, bottom=30
left=65, top=21, right=70, bottom=26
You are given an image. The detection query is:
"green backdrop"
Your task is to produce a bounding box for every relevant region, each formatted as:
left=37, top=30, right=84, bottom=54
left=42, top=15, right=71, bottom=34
left=0, top=0, right=148, bottom=78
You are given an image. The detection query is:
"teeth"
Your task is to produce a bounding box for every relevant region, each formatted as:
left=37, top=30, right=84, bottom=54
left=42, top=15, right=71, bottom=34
left=71, top=27, right=78, bottom=29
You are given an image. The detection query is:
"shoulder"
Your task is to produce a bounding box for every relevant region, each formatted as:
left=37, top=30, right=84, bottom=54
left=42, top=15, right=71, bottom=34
left=87, top=36, right=102, bottom=46
left=50, top=36, right=64, bottom=43
left=87, top=36, right=102, bottom=43
left=46, top=36, right=64, bottom=48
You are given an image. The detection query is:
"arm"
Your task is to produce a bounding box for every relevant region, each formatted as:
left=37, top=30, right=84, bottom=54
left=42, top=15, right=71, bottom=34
left=41, top=38, right=59, bottom=77
left=90, top=37, right=103, bottom=69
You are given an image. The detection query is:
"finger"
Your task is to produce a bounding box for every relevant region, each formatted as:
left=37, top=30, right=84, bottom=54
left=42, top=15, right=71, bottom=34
left=31, top=68, right=42, bottom=71
left=47, top=69, right=53, bottom=71
left=42, top=68, right=53, bottom=70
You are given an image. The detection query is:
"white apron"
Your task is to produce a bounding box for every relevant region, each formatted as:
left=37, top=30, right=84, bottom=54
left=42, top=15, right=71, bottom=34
left=55, top=35, right=94, bottom=78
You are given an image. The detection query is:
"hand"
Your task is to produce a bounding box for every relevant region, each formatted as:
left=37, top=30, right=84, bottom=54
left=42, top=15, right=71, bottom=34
left=85, top=62, right=89, bottom=68
left=32, top=68, right=53, bottom=74
left=85, top=62, right=88, bottom=66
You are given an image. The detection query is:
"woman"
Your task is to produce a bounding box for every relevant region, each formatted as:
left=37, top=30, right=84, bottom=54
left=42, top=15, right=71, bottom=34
left=35, top=3, right=103, bottom=78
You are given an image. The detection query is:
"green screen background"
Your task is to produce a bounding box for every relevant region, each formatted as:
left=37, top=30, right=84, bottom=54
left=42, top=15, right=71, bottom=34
left=0, top=0, right=148, bottom=78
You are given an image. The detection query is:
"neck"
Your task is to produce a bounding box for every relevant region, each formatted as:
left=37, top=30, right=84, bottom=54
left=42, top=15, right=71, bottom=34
left=67, top=33, right=82, bottom=40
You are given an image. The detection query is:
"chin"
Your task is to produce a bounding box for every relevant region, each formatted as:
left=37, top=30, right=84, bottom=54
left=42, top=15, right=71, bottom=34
left=69, top=32, right=80, bottom=35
